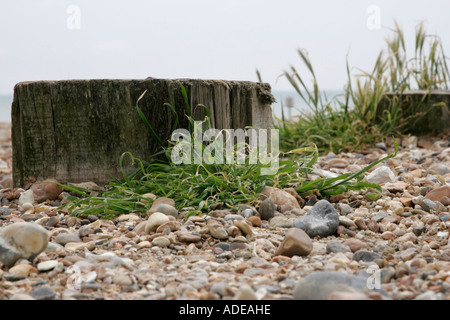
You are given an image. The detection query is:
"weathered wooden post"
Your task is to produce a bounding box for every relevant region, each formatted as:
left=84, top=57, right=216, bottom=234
left=12, top=78, right=274, bottom=186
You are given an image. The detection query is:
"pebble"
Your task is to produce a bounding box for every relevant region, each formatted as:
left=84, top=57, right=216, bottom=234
left=147, top=197, right=175, bottom=215
left=424, top=185, right=450, bottom=204
left=328, top=158, right=349, bottom=169
left=274, top=228, right=313, bottom=257
left=145, top=212, right=170, bottom=234
left=293, top=200, right=339, bottom=238
left=233, top=220, right=253, bottom=236
left=293, top=271, right=389, bottom=300
left=421, top=199, right=437, bottom=212
left=37, top=260, right=59, bottom=272
left=30, top=286, right=56, bottom=300
left=365, top=166, right=396, bottom=184
left=326, top=241, right=352, bottom=253
left=152, top=236, right=171, bottom=247
left=258, top=198, right=275, bottom=220
left=208, top=221, right=228, bottom=240
left=54, top=233, right=82, bottom=246
left=65, top=241, right=95, bottom=252
left=8, top=263, right=35, bottom=277
left=0, top=222, right=49, bottom=268
left=155, top=203, right=179, bottom=218
left=269, top=216, right=294, bottom=228
left=337, top=203, right=353, bottom=216
left=247, top=216, right=262, bottom=227
left=175, top=231, right=202, bottom=242
left=31, top=179, right=63, bottom=202
left=232, top=284, right=258, bottom=300
left=352, top=250, right=384, bottom=262
left=113, top=274, right=133, bottom=286
left=262, top=187, right=300, bottom=209
left=343, top=239, right=368, bottom=253
left=18, top=190, right=34, bottom=207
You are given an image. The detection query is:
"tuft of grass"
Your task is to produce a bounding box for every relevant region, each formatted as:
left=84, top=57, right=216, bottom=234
left=275, top=21, right=450, bottom=154
left=61, top=83, right=399, bottom=218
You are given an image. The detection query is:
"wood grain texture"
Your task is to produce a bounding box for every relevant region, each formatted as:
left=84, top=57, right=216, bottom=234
left=12, top=78, right=274, bottom=186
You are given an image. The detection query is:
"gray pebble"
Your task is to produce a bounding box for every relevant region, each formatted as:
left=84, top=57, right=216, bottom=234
left=259, top=198, right=275, bottom=220
left=0, top=207, right=12, bottom=215
left=352, top=250, right=384, bottom=262
left=30, top=286, right=56, bottom=300
left=421, top=199, right=436, bottom=212
left=293, top=200, right=339, bottom=238
left=326, top=241, right=352, bottom=253
left=293, top=271, right=390, bottom=300
left=156, top=204, right=178, bottom=218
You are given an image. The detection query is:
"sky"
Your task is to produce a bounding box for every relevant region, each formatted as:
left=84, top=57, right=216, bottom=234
left=1, top=0, right=450, bottom=95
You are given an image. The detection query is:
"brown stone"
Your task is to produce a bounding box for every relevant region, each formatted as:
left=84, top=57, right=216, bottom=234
left=175, top=231, right=202, bottom=243
left=247, top=216, right=262, bottom=227
left=424, top=186, right=450, bottom=204
left=147, top=197, right=175, bottom=215
left=354, top=218, right=368, bottom=230
left=274, top=228, right=312, bottom=257
left=30, top=179, right=63, bottom=202
left=337, top=225, right=356, bottom=237
left=343, top=238, right=368, bottom=253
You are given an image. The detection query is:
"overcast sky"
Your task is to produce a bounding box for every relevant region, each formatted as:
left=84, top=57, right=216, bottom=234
left=0, top=0, right=449, bottom=95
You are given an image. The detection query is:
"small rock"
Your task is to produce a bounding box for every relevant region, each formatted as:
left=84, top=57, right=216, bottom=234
left=208, top=221, right=228, bottom=240
left=18, top=190, right=35, bottom=207
left=8, top=264, right=35, bottom=277
left=343, top=239, right=368, bottom=252
left=9, top=293, right=35, bottom=300
left=365, top=166, right=396, bottom=184
left=37, top=260, right=59, bottom=272
left=247, top=216, right=262, bottom=227
left=293, top=200, right=339, bottom=238
left=241, top=208, right=255, bottom=218
left=424, top=185, right=450, bottom=204
left=269, top=216, right=294, bottom=228
left=54, top=233, right=82, bottom=246
left=156, top=203, right=178, bottom=218
left=145, top=212, right=170, bottom=234
left=326, top=241, right=352, bottom=254
left=31, top=179, right=63, bottom=202
left=337, top=203, right=353, bottom=216
left=152, top=236, right=171, bottom=248
left=0, top=222, right=49, bottom=268
left=0, top=207, right=12, bottom=215
left=30, top=286, right=56, bottom=300
left=428, top=163, right=450, bottom=176
left=176, top=232, right=202, bottom=243
left=258, top=198, right=275, bottom=220
left=293, top=271, right=389, bottom=300
left=3, top=273, right=26, bottom=281
left=421, top=199, right=436, bottom=213
left=233, top=220, right=253, bottom=236
left=352, top=250, right=384, bottom=262
left=113, top=274, right=133, bottom=286
left=65, top=241, right=95, bottom=252
left=328, top=158, right=349, bottom=169
left=274, top=228, right=313, bottom=257
left=224, top=214, right=244, bottom=221
left=233, top=284, right=258, bottom=300
left=147, top=197, right=175, bottom=215
left=262, top=187, right=300, bottom=209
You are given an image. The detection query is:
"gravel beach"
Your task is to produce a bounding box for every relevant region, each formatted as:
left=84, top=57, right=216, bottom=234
left=0, top=122, right=449, bottom=300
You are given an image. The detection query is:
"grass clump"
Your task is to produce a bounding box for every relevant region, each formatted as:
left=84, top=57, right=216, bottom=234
left=61, top=83, right=398, bottom=218
left=275, top=21, right=450, bottom=154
